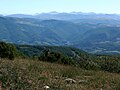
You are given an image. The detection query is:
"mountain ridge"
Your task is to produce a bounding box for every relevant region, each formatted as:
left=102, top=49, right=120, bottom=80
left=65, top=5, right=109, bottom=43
left=5, top=12, right=120, bottom=20
left=1, top=14, right=120, bottom=54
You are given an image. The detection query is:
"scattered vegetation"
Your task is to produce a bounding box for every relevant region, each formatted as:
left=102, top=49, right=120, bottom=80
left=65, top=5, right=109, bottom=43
left=38, top=49, right=75, bottom=65
left=16, top=44, right=120, bottom=73
left=0, top=59, right=120, bottom=90
left=0, top=42, right=120, bottom=89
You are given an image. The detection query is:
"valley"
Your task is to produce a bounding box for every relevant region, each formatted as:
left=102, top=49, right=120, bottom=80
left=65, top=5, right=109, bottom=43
left=1, top=13, right=120, bottom=54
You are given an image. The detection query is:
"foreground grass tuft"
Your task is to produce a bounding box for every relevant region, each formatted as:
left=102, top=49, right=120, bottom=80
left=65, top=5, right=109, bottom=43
left=0, top=59, right=120, bottom=90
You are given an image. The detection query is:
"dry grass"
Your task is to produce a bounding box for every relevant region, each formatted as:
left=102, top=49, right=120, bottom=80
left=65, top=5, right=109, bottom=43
left=0, top=59, right=120, bottom=90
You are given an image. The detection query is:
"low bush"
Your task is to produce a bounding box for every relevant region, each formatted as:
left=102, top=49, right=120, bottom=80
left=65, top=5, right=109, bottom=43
left=38, top=49, right=74, bottom=65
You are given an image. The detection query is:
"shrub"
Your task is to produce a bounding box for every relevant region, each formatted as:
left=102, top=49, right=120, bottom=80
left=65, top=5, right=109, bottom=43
left=78, top=60, right=101, bottom=70
left=38, top=49, right=74, bottom=65
left=100, top=59, right=120, bottom=73
left=0, top=41, right=17, bottom=60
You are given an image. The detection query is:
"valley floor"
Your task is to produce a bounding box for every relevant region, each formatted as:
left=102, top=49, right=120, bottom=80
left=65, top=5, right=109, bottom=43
left=0, top=59, right=120, bottom=90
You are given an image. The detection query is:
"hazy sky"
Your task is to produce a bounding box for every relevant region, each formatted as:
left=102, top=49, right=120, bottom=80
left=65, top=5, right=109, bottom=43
left=0, top=0, right=120, bottom=15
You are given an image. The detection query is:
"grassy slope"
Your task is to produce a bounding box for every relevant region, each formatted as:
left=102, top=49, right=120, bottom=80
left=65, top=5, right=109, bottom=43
left=0, top=59, right=120, bottom=90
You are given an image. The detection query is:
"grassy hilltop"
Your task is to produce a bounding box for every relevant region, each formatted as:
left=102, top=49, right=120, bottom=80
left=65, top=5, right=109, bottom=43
left=0, top=59, right=120, bottom=90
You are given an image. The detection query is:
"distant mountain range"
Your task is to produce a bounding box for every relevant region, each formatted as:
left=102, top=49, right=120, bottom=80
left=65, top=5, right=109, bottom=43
left=1, top=12, right=120, bottom=54
left=6, top=12, right=120, bottom=20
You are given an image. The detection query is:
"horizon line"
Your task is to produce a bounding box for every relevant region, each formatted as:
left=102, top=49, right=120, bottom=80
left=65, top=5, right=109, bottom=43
left=1, top=11, right=120, bottom=16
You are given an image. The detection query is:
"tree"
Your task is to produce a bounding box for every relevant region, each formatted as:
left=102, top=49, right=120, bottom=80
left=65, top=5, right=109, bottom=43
left=38, top=49, right=74, bottom=65
left=0, top=41, right=17, bottom=60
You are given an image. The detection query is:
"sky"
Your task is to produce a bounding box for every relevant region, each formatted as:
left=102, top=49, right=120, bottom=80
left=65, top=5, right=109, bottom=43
left=0, top=0, right=120, bottom=15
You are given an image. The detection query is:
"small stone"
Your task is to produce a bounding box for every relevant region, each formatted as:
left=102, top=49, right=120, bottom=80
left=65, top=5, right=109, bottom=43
left=79, top=80, right=88, bottom=84
left=65, top=78, right=76, bottom=84
left=84, top=76, right=92, bottom=78
left=28, top=80, right=32, bottom=84
left=55, top=76, right=59, bottom=79
left=43, top=85, right=50, bottom=89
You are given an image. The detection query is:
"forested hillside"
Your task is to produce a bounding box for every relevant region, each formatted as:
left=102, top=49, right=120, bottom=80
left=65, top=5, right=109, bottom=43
left=1, top=13, right=120, bottom=54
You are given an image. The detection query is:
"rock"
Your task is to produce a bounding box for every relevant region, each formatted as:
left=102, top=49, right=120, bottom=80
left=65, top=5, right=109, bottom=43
left=65, top=78, right=76, bottom=84
left=79, top=80, right=88, bottom=84
left=43, top=85, right=50, bottom=89
left=28, top=80, right=32, bottom=84
left=84, top=76, right=92, bottom=78
left=55, top=76, right=59, bottom=79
